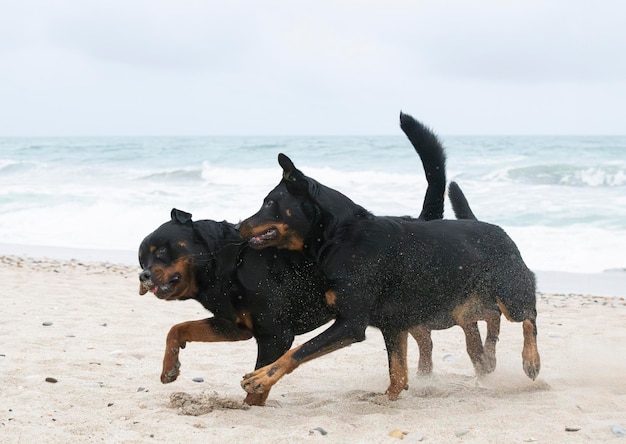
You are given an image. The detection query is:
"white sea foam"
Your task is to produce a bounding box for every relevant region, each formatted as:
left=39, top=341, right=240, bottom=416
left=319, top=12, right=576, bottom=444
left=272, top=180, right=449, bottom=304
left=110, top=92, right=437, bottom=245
left=0, top=135, right=624, bottom=274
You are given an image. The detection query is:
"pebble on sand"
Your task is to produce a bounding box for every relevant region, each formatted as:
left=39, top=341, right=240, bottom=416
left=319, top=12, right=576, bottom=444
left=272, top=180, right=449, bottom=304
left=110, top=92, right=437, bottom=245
left=309, top=427, right=327, bottom=436
left=442, top=354, right=455, bottom=362
left=611, top=425, right=626, bottom=437
left=192, top=377, right=204, bottom=383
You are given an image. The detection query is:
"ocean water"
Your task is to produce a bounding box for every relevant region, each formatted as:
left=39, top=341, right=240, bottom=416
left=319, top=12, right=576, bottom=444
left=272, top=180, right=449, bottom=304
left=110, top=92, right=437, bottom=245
left=0, top=135, right=625, bottom=274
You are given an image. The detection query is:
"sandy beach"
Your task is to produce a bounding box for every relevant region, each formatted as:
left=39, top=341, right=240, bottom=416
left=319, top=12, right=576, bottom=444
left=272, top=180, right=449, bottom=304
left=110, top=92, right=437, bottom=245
left=1, top=254, right=626, bottom=443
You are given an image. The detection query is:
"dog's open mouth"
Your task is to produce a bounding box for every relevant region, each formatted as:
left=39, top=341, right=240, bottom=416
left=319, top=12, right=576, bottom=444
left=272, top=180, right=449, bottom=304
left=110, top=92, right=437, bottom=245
left=141, top=274, right=181, bottom=299
left=248, top=227, right=278, bottom=247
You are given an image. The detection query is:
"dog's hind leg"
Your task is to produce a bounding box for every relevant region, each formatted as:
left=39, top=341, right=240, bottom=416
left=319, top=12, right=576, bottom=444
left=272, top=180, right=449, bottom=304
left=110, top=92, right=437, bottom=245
left=448, top=180, right=499, bottom=374
left=482, top=310, right=501, bottom=374
left=408, top=325, right=434, bottom=375
left=382, top=329, right=409, bottom=400
left=497, top=299, right=541, bottom=380
left=460, top=322, right=489, bottom=375
left=460, top=311, right=500, bottom=375
left=521, top=308, right=541, bottom=380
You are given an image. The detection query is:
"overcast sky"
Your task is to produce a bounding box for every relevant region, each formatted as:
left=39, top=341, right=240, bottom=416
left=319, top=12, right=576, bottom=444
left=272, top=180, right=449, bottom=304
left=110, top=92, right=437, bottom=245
left=1, top=0, right=625, bottom=136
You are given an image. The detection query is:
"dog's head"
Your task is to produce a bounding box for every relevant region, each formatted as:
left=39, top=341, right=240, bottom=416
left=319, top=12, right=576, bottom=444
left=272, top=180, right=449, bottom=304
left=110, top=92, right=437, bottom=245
left=138, top=209, right=234, bottom=300
left=239, top=154, right=367, bottom=251
left=238, top=154, right=317, bottom=251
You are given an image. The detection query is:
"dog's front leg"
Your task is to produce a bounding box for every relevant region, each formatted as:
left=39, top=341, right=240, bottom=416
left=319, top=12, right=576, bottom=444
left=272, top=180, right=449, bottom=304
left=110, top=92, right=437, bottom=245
left=161, top=318, right=253, bottom=384
left=241, top=318, right=363, bottom=394
left=240, top=346, right=302, bottom=394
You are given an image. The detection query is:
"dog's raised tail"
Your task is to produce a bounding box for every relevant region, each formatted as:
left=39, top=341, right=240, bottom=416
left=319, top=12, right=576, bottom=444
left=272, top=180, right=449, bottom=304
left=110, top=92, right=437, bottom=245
left=399, top=111, right=446, bottom=221
left=448, top=181, right=477, bottom=220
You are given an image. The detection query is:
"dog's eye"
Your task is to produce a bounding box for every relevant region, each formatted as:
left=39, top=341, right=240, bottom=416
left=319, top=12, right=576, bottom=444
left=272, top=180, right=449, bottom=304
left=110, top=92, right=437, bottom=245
left=155, top=247, right=167, bottom=258
left=264, top=200, right=275, bottom=208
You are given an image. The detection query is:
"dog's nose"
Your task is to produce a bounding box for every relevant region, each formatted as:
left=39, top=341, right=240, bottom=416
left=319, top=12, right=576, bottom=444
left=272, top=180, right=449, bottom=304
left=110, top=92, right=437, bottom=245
left=139, top=269, right=152, bottom=282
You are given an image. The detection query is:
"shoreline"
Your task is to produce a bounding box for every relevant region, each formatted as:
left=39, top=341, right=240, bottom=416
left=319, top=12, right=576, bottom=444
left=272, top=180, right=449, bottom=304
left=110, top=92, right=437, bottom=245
left=1, top=242, right=625, bottom=298
left=0, top=242, right=138, bottom=266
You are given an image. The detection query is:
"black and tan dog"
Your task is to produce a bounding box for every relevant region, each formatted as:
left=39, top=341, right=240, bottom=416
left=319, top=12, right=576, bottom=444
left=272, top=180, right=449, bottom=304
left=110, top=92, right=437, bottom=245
left=238, top=151, right=540, bottom=401
left=139, top=113, right=474, bottom=405
left=139, top=212, right=333, bottom=406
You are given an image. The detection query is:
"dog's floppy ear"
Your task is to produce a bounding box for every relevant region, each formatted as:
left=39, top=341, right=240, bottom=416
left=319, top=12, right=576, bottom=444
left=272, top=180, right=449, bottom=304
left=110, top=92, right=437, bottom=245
left=171, top=208, right=193, bottom=225
left=278, top=153, right=308, bottom=195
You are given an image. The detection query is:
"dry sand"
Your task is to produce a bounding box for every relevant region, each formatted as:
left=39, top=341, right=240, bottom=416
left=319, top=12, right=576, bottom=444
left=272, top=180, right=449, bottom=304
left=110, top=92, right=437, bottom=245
left=1, top=255, right=625, bottom=443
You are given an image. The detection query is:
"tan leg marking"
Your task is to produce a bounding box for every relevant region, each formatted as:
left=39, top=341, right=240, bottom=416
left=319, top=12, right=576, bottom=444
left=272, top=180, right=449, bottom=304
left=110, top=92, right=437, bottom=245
left=482, top=311, right=501, bottom=373
left=497, top=298, right=540, bottom=379
left=385, top=332, right=409, bottom=400
left=452, top=295, right=495, bottom=375
left=496, top=298, right=514, bottom=321
left=241, top=337, right=353, bottom=394
left=162, top=319, right=253, bottom=384
left=522, top=318, right=541, bottom=380
left=461, top=322, right=487, bottom=374
left=409, top=325, right=433, bottom=374
left=241, top=346, right=302, bottom=394
left=243, top=392, right=271, bottom=406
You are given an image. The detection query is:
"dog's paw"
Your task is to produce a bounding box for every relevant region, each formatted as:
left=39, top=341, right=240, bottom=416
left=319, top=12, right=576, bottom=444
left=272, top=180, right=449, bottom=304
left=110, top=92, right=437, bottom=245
left=523, top=357, right=540, bottom=381
left=241, top=363, right=284, bottom=394
left=241, top=371, right=267, bottom=394
left=384, top=387, right=404, bottom=401
left=482, top=354, right=497, bottom=374
left=474, top=353, right=497, bottom=375
left=161, top=359, right=181, bottom=384
left=243, top=392, right=269, bottom=406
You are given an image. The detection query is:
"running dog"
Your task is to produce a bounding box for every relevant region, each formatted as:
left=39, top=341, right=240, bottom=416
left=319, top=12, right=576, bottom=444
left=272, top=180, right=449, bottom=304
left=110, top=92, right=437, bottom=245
left=238, top=151, right=540, bottom=401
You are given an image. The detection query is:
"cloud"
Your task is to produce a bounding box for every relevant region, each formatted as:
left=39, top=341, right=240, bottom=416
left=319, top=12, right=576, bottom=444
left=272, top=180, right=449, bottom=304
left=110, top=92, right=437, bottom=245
left=0, top=0, right=625, bottom=135
left=410, top=2, right=626, bottom=84
left=44, top=2, right=258, bottom=71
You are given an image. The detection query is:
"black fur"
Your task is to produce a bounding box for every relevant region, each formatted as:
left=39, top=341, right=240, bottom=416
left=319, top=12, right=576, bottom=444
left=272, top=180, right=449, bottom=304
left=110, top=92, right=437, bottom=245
left=399, top=113, right=446, bottom=221
left=448, top=181, right=477, bottom=220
